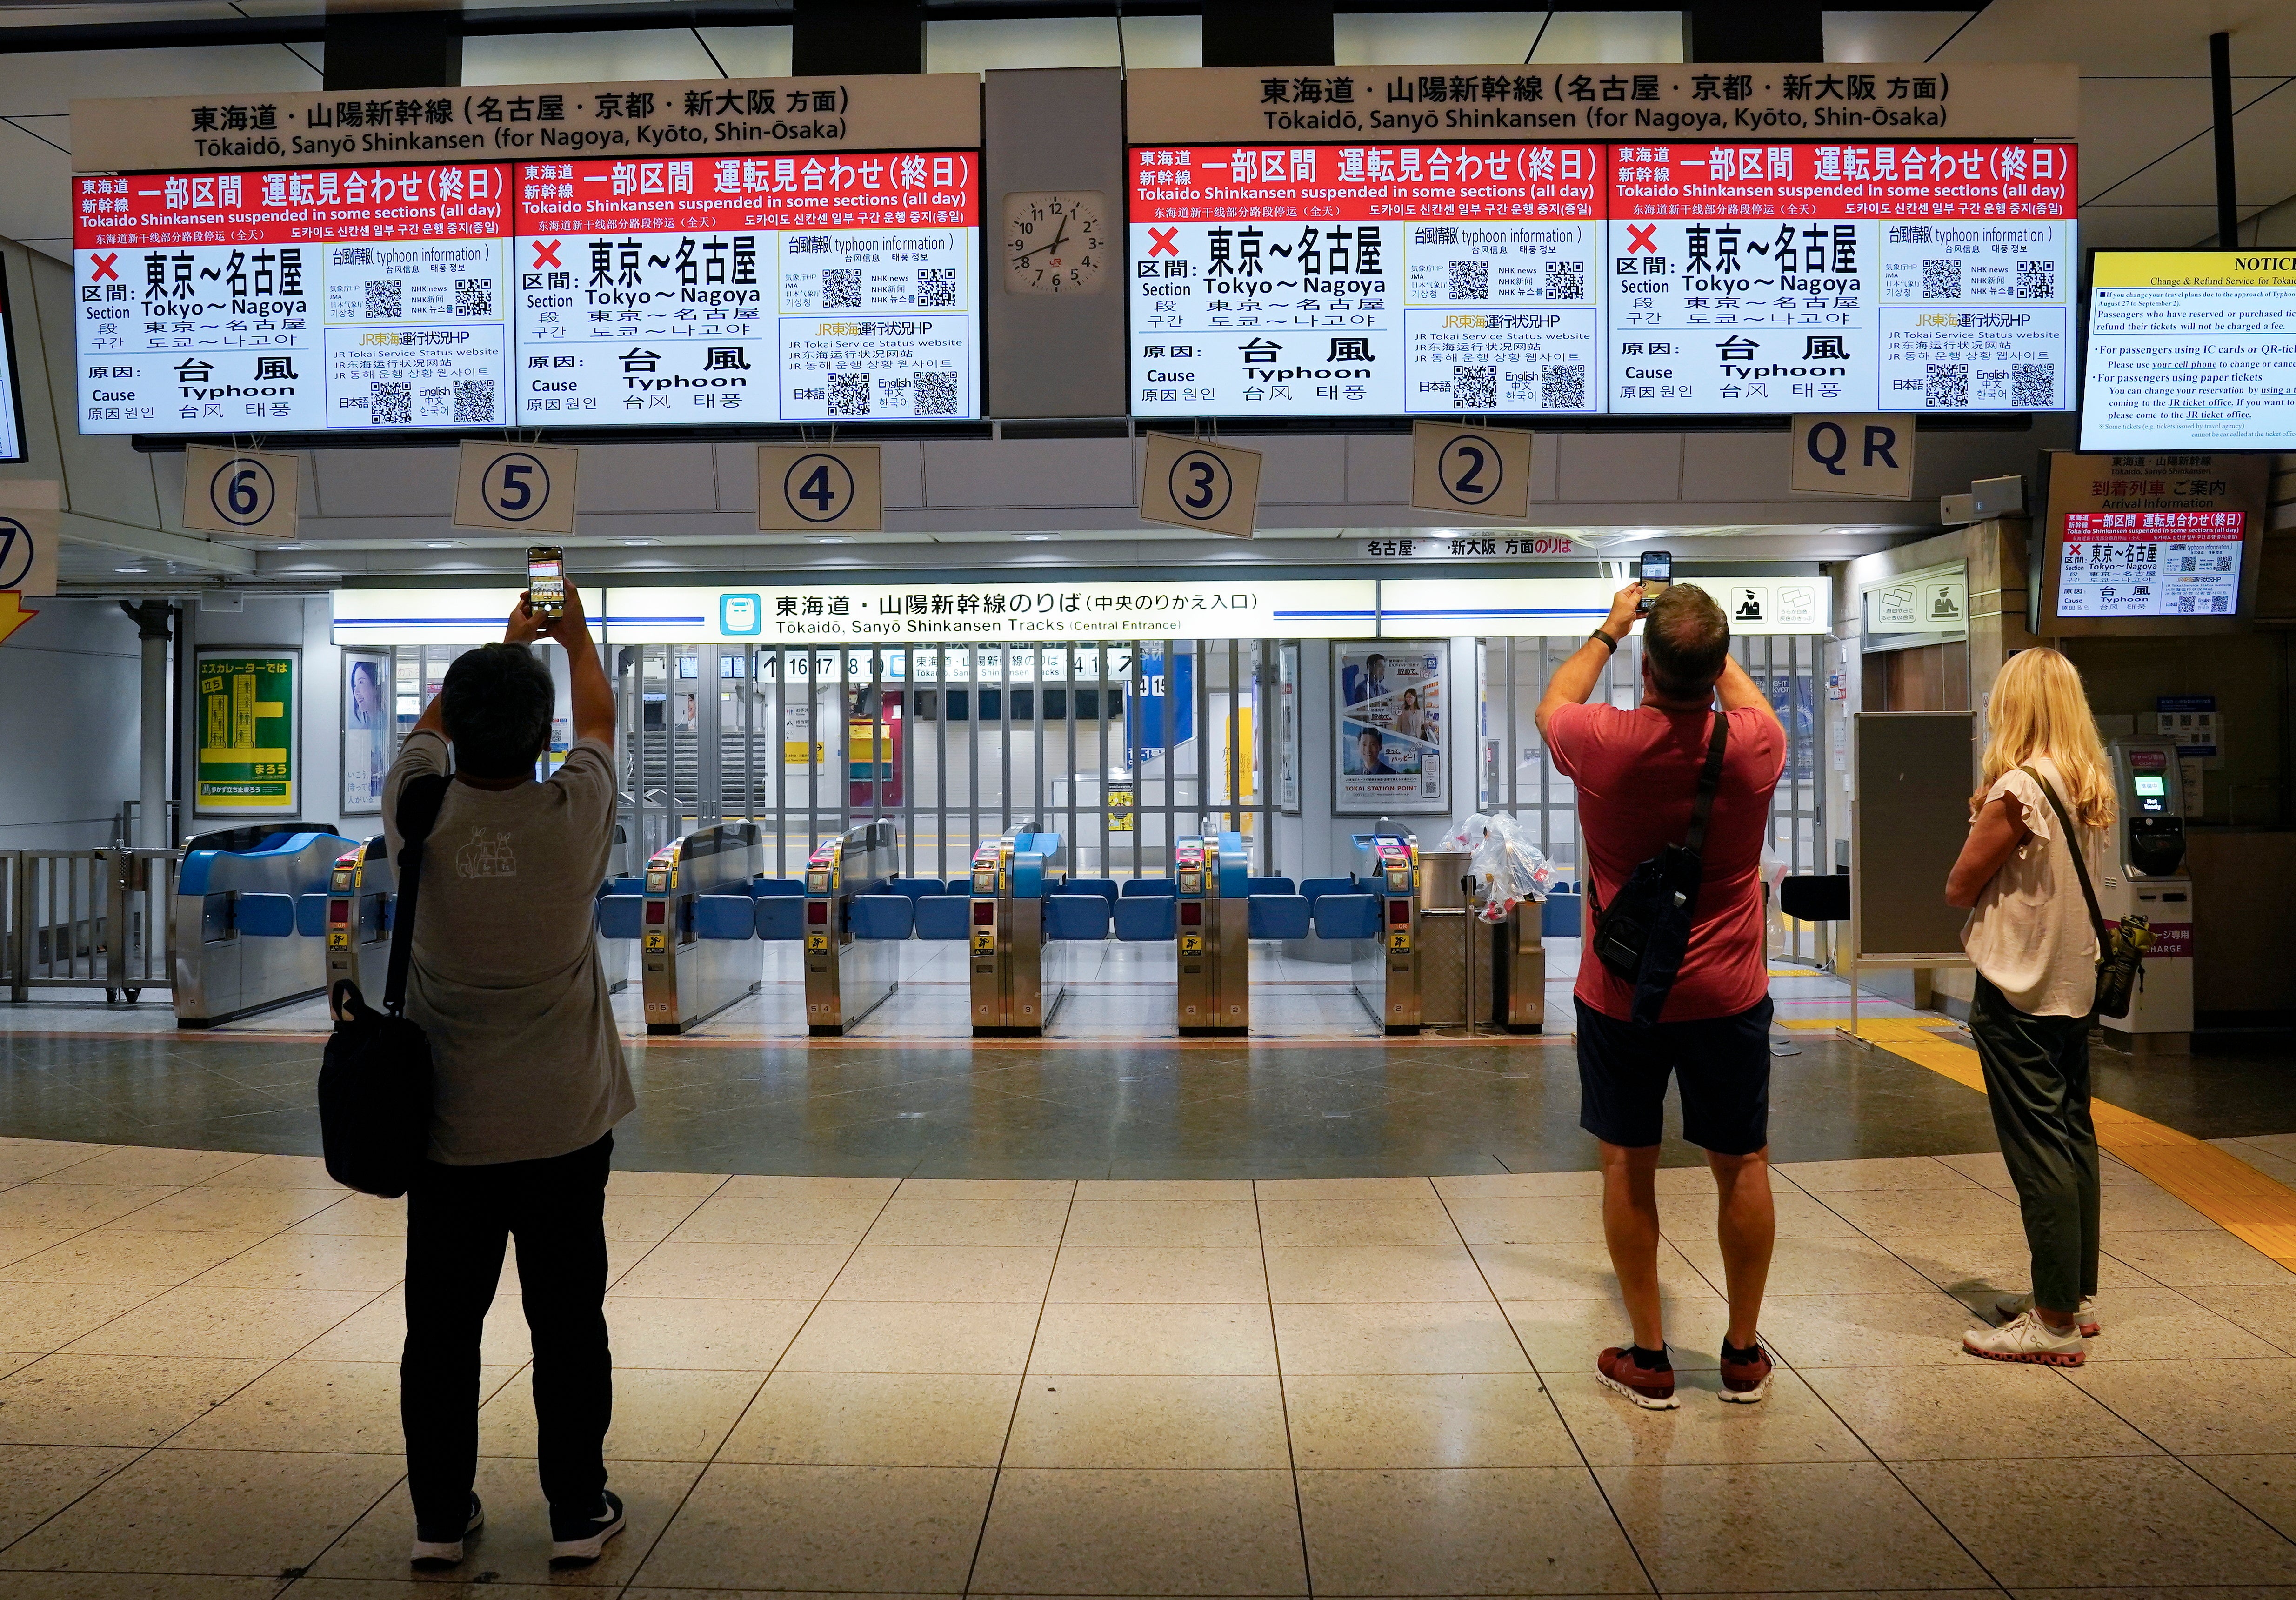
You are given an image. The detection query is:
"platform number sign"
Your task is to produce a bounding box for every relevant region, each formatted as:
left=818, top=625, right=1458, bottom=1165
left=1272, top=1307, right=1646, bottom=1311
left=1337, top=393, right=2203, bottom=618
left=1140, top=433, right=1261, bottom=539
left=758, top=444, right=882, bottom=533
left=182, top=445, right=299, bottom=539
left=1409, top=422, right=1533, bottom=520
left=454, top=442, right=579, bottom=534
left=0, top=509, right=55, bottom=597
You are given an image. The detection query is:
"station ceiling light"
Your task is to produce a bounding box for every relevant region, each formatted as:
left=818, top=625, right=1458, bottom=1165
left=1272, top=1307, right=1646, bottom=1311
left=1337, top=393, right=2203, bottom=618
left=803, top=534, right=855, bottom=544
left=1011, top=533, right=1060, bottom=542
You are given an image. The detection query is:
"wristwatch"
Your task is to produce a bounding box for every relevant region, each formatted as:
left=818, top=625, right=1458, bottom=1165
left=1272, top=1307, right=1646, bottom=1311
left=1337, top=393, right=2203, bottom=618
left=1589, top=628, right=1619, bottom=653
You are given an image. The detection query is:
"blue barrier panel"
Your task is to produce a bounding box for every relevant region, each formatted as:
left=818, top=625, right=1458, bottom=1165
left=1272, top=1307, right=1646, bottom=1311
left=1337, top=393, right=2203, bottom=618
left=1245, top=876, right=1297, bottom=898
left=1045, top=895, right=1111, bottom=941
left=1311, top=894, right=1380, bottom=940
left=237, top=893, right=297, bottom=937
left=597, top=896, right=643, bottom=939
left=1542, top=892, right=1582, bottom=939
left=1064, top=876, right=1119, bottom=908
left=296, top=893, right=330, bottom=938
left=1300, top=877, right=1355, bottom=908
left=1248, top=894, right=1312, bottom=941
left=753, top=877, right=805, bottom=897
left=1121, top=877, right=1176, bottom=897
left=915, top=895, right=971, bottom=940
left=848, top=896, right=916, bottom=940
left=756, top=897, right=806, bottom=941
left=696, top=896, right=758, bottom=939
left=941, top=877, right=974, bottom=897
left=887, top=876, right=944, bottom=901
left=605, top=877, right=644, bottom=896
left=1114, top=897, right=1176, bottom=941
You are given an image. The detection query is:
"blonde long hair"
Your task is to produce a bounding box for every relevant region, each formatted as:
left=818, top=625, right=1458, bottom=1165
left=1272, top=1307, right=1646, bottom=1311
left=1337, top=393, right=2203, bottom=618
left=1974, top=648, right=2116, bottom=830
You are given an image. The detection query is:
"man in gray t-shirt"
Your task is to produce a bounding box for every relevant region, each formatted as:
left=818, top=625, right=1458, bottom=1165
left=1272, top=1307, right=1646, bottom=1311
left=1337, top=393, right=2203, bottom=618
left=380, top=579, right=631, bottom=1573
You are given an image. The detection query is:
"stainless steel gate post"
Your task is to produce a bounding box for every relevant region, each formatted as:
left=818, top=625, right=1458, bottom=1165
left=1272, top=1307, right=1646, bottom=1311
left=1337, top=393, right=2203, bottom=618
left=970, top=820, right=1064, bottom=1037
left=1176, top=829, right=1248, bottom=1036
left=1350, top=829, right=1422, bottom=1035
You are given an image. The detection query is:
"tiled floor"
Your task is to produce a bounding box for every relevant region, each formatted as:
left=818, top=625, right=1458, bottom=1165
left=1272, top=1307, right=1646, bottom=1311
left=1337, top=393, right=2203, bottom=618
left=5, top=1134, right=2296, bottom=1595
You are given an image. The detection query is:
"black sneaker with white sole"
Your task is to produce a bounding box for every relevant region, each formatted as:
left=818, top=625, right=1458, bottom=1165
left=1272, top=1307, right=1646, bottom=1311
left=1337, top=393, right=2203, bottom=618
left=410, top=1493, right=482, bottom=1568
left=550, top=1489, right=626, bottom=1567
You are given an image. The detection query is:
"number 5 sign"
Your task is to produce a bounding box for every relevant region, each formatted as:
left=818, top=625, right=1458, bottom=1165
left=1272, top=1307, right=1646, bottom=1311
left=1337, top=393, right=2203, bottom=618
left=182, top=445, right=300, bottom=539
left=1140, top=434, right=1261, bottom=539
left=455, top=442, right=580, bottom=534
left=758, top=444, right=882, bottom=532
left=1410, top=422, right=1533, bottom=520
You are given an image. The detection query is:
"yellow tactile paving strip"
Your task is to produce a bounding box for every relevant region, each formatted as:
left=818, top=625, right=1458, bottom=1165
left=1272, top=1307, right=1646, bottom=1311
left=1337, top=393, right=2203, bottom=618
left=1788, top=1017, right=2296, bottom=1271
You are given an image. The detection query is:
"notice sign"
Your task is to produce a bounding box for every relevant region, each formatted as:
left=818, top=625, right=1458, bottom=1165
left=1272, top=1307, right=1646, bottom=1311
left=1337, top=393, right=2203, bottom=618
left=2081, top=252, right=2296, bottom=450
left=196, top=649, right=298, bottom=815
left=74, top=165, right=510, bottom=435
left=2058, top=510, right=2246, bottom=621
left=1337, top=641, right=1448, bottom=814
left=1129, top=143, right=1604, bottom=418
left=1608, top=142, right=2076, bottom=414
left=514, top=153, right=978, bottom=425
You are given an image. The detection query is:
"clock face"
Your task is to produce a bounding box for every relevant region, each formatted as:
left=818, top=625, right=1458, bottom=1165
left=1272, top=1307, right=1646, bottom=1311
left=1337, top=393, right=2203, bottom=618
left=1002, top=190, right=1107, bottom=295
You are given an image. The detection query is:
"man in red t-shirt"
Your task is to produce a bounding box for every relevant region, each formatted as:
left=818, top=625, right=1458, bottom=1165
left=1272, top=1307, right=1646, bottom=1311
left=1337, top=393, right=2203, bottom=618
left=1538, top=581, right=1787, bottom=1411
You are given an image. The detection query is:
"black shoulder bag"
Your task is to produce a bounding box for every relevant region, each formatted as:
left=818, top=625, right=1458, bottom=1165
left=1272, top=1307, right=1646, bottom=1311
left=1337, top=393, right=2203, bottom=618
left=2019, top=765, right=2151, bottom=1021
left=317, top=772, right=447, bottom=1198
left=1588, top=712, right=1729, bottom=1027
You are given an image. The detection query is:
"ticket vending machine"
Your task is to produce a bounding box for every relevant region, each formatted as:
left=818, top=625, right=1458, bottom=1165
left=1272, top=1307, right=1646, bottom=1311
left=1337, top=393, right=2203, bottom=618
left=2101, top=737, right=2193, bottom=1056
left=970, top=822, right=1068, bottom=1037
left=1350, top=829, right=1421, bottom=1035
left=804, top=819, right=901, bottom=1036
left=641, top=821, right=765, bottom=1035
left=1175, top=830, right=1248, bottom=1036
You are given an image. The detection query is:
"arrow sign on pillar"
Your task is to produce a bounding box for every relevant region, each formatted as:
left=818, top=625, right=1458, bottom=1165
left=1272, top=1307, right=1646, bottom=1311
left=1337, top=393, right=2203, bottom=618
left=0, top=591, right=38, bottom=646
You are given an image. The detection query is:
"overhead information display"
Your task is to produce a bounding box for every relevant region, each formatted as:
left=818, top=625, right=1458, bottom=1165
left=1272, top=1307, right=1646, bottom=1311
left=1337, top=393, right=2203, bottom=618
left=2056, top=509, right=2246, bottom=621
left=75, top=164, right=511, bottom=434
left=2081, top=252, right=2296, bottom=450
left=1606, top=141, right=2076, bottom=414
left=1128, top=142, right=1605, bottom=418
left=514, top=152, right=979, bottom=424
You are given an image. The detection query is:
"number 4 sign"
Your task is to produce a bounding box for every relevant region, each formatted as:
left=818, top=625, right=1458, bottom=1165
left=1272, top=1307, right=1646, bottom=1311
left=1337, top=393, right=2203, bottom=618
left=182, top=445, right=300, bottom=539
left=758, top=444, right=883, bottom=533
left=454, top=442, right=579, bottom=535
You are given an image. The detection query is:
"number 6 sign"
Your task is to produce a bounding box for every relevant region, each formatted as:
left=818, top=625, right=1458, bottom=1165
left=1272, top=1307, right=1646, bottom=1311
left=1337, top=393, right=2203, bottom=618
left=758, top=444, right=882, bottom=533
left=183, top=444, right=300, bottom=539
left=455, top=442, right=580, bottom=534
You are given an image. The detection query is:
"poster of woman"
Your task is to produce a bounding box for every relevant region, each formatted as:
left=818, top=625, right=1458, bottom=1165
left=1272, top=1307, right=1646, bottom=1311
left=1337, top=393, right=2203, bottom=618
left=341, top=650, right=390, bottom=816
left=1335, top=642, right=1448, bottom=814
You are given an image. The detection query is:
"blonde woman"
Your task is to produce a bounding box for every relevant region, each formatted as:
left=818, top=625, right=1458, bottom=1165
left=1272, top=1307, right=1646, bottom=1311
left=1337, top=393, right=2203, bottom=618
left=1944, top=647, right=2115, bottom=1366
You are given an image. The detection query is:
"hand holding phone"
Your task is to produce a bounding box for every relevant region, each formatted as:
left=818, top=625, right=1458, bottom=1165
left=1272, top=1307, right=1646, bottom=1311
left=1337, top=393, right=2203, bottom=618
left=1635, top=549, right=1672, bottom=615
left=527, top=546, right=566, bottom=620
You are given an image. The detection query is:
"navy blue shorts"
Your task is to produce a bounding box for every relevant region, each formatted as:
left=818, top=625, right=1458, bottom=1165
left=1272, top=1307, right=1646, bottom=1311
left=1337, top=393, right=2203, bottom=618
left=1575, top=994, right=1774, bottom=1156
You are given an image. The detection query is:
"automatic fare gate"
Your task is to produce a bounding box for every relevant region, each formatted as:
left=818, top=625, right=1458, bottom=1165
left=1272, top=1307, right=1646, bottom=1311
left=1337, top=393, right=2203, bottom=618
left=642, top=822, right=765, bottom=1034
left=1351, top=829, right=1421, bottom=1036
left=970, top=822, right=1066, bottom=1037
left=804, top=820, right=901, bottom=1036
left=1175, top=830, right=1248, bottom=1037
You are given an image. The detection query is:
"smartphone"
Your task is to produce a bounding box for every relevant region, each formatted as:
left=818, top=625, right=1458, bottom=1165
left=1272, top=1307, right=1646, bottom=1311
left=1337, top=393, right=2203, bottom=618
left=526, top=546, right=565, bottom=620
left=1636, top=549, right=1672, bottom=614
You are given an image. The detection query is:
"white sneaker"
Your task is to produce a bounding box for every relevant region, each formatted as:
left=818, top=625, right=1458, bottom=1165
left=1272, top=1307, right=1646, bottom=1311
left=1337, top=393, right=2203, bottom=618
left=1964, top=1309, right=2085, bottom=1366
left=1995, top=1292, right=2100, bottom=1338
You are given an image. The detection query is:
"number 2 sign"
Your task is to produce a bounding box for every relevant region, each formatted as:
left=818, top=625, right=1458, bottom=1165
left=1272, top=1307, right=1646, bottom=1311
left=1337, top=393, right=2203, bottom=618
left=183, top=444, right=300, bottom=539
left=1409, top=422, right=1533, bottom=521
left=454, top=442, right=580, bottom=534
left=758, top=444, right=882, bottom=533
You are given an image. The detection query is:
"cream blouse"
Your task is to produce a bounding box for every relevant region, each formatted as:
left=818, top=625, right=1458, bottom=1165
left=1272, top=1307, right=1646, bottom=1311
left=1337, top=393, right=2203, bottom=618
left=1960, top=754, right=2104, bottom=1018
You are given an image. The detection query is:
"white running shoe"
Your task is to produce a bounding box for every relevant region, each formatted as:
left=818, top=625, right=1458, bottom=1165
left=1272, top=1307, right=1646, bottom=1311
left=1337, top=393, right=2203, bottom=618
left=1964, top=1309, right=2085, bottom=1366
left=410, top=1493, right=482, bottom=1568
left=1995, top=1292, right=2100, bottom=1338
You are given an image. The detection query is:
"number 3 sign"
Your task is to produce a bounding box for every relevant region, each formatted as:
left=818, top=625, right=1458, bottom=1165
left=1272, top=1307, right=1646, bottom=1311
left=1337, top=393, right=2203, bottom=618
left=758, top=444, right=882, bottom=533
left=455, top=442, right=580, bottom=534
left=183, top=445, right=300, bottom=539
left=1140, top=434, right=1261, bottom=539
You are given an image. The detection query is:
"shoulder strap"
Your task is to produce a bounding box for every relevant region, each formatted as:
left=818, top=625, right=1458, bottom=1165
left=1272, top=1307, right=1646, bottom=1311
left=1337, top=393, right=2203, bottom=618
left=1682, top=711, right=1731, bottom=859
left=2018, top=764, right=2108, bottom=937
left=382, top=773, right=450, bottom=1018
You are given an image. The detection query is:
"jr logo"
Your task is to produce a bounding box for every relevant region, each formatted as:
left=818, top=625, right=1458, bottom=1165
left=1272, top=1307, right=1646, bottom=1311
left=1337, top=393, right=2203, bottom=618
left=455, top=827, right=519, bottom=879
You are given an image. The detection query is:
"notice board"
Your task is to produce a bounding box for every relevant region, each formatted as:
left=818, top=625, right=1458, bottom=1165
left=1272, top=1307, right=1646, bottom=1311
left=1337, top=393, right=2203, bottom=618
left=1852, top=710, right=1974, bottom=961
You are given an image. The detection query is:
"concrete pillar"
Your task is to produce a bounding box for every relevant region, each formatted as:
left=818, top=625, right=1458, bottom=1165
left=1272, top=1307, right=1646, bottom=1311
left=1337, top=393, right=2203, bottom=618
left=118, top=602, right=175, bottom=847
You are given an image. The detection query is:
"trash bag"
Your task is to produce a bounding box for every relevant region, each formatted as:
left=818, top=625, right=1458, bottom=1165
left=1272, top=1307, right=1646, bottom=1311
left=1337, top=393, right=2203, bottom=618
left=1464, top=812, right=1554, bottom=922
left=1435, top=812, right=1489, bottom=854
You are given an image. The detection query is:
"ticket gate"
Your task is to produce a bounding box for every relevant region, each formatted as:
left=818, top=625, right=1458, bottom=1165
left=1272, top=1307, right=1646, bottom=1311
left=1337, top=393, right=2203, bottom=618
left=970, top=822, right=1068, bottom=1037
left=321, top=836, right=396, bottom=1006
left=1175, top=830, right=1249, bottom=1037
left=804, top=819, right=902, bottom=1036
left=173, top=827, right=355, bottom=1026
left=1349, top=829, right=1422, bottom=1035
left=641, top=821, right=765, bottom=1035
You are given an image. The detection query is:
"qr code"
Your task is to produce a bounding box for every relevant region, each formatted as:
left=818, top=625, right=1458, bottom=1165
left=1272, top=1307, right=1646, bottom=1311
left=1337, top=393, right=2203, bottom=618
left=827, top=372, right=870, bottom=416
left=1921, top=259, right=1961, bottom=300
left=2015, top=259, right=2057, bottom=300
left=1924, top=363, right=1969, bottom=408
left=332, top=247, right=373, bottom=266
left=1543, top=260, right=1585, bottom=300
left=1415, top=226, right=1458, bottom=245
left=2010, top=362, right=2055, bottom=408
left=788, top=234, right=832, bottom=254
left=916, top=268, right=956, bottom=308
left=821, top=269, right=861, bottom=308
left=452, top=379, right=495, bottom=424
left=1889, top=226, right=1933, bottom=244
left=1447, top=259, right=1490, bottom=301
left=454, top=278, right=494, bottom=317
left=371, top=381, right=412, bottom=425
left=1543, top=365, right=1588, bottom=409
left=1452, top=365, right=1496, bottom=409
left=365, top=278, right=403, bottom=319
left=915, top=371, right=960, bottom=416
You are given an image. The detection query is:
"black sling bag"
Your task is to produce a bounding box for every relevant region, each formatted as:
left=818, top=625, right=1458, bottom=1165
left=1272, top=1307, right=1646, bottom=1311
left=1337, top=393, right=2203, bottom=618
left=1587, top=712, right=1730, bottom=1027
left=317, top=773, right=447, bottom=1198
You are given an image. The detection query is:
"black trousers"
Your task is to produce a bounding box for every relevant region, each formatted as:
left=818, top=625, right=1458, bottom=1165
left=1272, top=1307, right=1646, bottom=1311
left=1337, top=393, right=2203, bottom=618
left=1968, top=973, right=2100, bottom=1314
left=402, top=1131, right=613, bottom=1531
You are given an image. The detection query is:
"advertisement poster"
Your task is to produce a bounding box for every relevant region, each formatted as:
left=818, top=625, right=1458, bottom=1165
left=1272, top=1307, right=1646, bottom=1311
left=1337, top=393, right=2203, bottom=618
left=196, top=649, right=298, bottom=815
left=341, top=648, right=390, bottom=815
left=1337, top=641, right=1448, bottom=814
